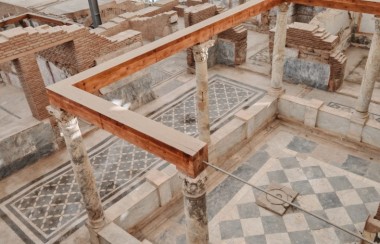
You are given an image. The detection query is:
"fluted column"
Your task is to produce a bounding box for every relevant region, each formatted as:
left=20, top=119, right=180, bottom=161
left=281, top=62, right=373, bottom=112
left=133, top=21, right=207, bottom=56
left=354, top=16, right=380, bottom=119
left=180, top=171, right=208, bottom=244
left=193, top=40, right=215, bottom=144
left=270, top=2, right=289, bottom=96
left=48, top=106, right=105, bottom=243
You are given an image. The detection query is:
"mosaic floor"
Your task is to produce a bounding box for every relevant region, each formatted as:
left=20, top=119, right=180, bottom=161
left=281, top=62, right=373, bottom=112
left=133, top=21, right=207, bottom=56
left=248, top=47, right=270, bottom=67
left=0, top=75, right=265, bottom=243
left=149, top=129, right=380, bottom=244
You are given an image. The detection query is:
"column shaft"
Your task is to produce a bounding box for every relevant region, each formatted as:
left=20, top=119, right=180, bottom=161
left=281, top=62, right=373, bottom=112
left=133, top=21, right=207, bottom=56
left=193, top=41, right=215, bottom=144
left=181, top=171, right=208, bottom=244
left=48, top=107, right=106, bottom=231
left=354, top=17, right=380, bottom=118
left=270, top=3, right=289, bottom=95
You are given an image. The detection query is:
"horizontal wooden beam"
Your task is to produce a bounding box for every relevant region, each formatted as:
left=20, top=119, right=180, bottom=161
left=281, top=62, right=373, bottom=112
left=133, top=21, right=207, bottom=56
left=290, top=0, right=380, bottom=15
left=72, top=0, right=282, bottom=93
left=47, top=84, right=207, bottom=178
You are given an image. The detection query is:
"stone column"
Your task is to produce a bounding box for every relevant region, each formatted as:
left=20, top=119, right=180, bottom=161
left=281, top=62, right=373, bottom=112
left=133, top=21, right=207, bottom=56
left=193, top=40, right=215, bottom=144
left=269, top=3, right=289, bottom=96
left=354, top=16, right=380, bottom=119
left=181, top=171, right=208, bottom=244
left=47, top=106, right=106, bottom=243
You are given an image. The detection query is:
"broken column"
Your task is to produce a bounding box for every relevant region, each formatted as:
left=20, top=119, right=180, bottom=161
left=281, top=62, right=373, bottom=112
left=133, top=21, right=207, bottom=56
left=193, top=40, right=215, bottom=144
left=180, top=170, right=208, bottom=244
left=48, top=106, right=106, bottom=243
left=269, top=2, right=289, bottom=96
left=354, top=16, right=380, bottom=119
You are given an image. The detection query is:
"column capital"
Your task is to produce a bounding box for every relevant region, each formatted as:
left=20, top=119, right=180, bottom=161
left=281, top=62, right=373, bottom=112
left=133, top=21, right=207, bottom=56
left=47, top=105, right=76, bottom=124
left=278, top=2, right=289, bottom=12
left=193, top=40, right=215, bottom=63
left=180, top=170, right=208, bottom=197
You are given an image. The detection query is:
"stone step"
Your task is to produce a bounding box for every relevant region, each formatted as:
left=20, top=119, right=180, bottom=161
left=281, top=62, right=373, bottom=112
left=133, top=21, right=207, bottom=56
left=98, top=222, right=141, bottom=244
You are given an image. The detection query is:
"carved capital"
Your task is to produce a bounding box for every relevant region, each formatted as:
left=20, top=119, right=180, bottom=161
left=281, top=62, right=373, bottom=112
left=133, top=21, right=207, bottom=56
left=47, top=105, right=77, bottom=126
left=192, top=40, right=215, bottom=63
left=278, top=2, right=289, bottom=12
left=180, top=170, right=208, bottom=197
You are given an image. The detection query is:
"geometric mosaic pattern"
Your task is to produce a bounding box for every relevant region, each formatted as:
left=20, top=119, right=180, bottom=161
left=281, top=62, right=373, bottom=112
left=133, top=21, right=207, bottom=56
left=249, top=47, right=270, bottom=67
left=0, top=74, right=265, bottom=243
left=150, top=54, right=187, bottom=87
left=208, top=136, right=380, bottom=244
left=327, top=101, right=380, bottom=123
left=151, top=132, right=380, bottom=244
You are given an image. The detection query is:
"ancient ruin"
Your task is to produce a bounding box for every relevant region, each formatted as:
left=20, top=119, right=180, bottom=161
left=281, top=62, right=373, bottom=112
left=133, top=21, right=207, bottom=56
left=1, top=0, right=380, bottom=243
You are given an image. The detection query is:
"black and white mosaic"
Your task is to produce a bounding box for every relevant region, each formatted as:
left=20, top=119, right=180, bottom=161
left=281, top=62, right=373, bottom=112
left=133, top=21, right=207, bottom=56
left=0, top=75, right=265, bottom=243
left=249, top=47, right=271, bottom=67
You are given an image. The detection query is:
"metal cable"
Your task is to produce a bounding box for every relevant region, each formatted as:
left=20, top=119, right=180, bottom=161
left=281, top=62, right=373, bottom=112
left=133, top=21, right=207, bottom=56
left=203, top=161, right=375, bottom=244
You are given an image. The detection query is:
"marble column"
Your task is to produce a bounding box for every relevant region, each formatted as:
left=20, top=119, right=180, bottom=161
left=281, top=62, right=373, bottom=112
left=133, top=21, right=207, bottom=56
left=354, top=16, right=380, bottom=119
left=193, top=40, right=215, bottom=144
left=47, top=106, right=106, bottom=242
left=181, top=171, right=208, bottom=244
left=270, top=2, right=289, bottom=96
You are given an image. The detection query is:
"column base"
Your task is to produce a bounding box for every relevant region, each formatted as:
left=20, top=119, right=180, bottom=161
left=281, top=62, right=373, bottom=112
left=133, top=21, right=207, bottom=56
left=86, top=217, right=108, bottom=244
left=268, top=87, right=285, bottom=97
left=347, top=112, right=367, bottom=142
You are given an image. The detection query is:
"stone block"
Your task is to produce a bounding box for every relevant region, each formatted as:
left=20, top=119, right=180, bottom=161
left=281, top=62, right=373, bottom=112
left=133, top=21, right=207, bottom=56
left=235, top=95, right=277, bottom=138
left=99, top=222, right=140, bottom=244
left=316, top=106, right=351, bottom=135
left=278, top=95, right=307, bottom=122
left=303, top=99, right=324, bottom=127
left=347, top=115, right=366, bottom=142
left=283, top=57, right=330, bottom=90
left=216, top=38, right=235, bottom=66
left=146, top=169, right=173, bottom=206
left=210, top=118, right=246, bottom=162
left=112, top=182, right=159, bottom=230
left=362, top=119, right=380, bottom=148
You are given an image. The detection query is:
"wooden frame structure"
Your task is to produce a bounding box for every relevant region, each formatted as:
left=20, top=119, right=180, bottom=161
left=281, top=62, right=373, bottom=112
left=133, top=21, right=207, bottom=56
left=46, top=0, right=380, bottom=178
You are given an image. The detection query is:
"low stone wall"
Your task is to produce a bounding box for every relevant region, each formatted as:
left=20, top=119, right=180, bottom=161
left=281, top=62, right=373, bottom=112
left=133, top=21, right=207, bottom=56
left=0, top=121, right=56, bottom=180
left=278, top=94, right=380, bottom=149
left=129, top=12, right=173, bottom=41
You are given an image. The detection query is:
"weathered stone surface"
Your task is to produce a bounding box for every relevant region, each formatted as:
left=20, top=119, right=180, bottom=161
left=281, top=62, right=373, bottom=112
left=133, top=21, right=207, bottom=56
left=216, top=39, right=235, bottom=66
left=283, top=57, right=330, bottom=90
left=256, top=182, right=298, bottom=215
left=0, top=121, right=55, bottom=180
left=180, top=171, right=209, bottom=244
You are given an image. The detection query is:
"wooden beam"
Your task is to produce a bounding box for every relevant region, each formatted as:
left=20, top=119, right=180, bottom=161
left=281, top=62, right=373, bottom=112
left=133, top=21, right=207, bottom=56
left=72, top=0, right=282, bottom=93
left=47, top=84, right=207, bottom=178
left=290, top=0, right=380, bottom=16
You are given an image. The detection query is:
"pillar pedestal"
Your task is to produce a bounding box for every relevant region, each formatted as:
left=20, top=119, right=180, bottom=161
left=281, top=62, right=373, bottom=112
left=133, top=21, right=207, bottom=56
left=180, top=171, right=208, bottom=244
left=47, top=106, right=106, bottom=243
left=269, top=2, right=289, bottom=97
left=193, top=40, right=215, bottom=144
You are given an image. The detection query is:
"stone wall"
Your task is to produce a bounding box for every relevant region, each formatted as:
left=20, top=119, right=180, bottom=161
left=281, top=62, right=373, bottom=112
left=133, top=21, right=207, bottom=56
left=184, top=3, right=218, bottom=69
left=218, top=25, right=248, bottom=65
left=294, top=4, right=325, bottom=23
left=129, top=12, right=174, bottom=41
left=0, top=121, right=55, bottom=180
left=270, top=22, right=347, bottom=91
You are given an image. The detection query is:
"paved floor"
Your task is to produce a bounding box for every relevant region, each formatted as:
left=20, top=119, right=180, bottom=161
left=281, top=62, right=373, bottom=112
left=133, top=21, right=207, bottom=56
left=140, top=125, right=380, bottom=244
left=0, top=73, right=265, bottom=243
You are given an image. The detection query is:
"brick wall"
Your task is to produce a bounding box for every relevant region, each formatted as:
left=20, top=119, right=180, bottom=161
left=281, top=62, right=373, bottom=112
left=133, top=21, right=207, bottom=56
left=218, top=25, right=248, bottom=65
left=0, top=3, right=28, bottom=19
left=269, top=22, right=347, bottom=90
left=184, top=3, right=217, bottom=68
left=129, top=13, right=173, bottom=41
left=0, top=24, right=142, bottom=119
left=13, top=54, right=50, bottom=120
